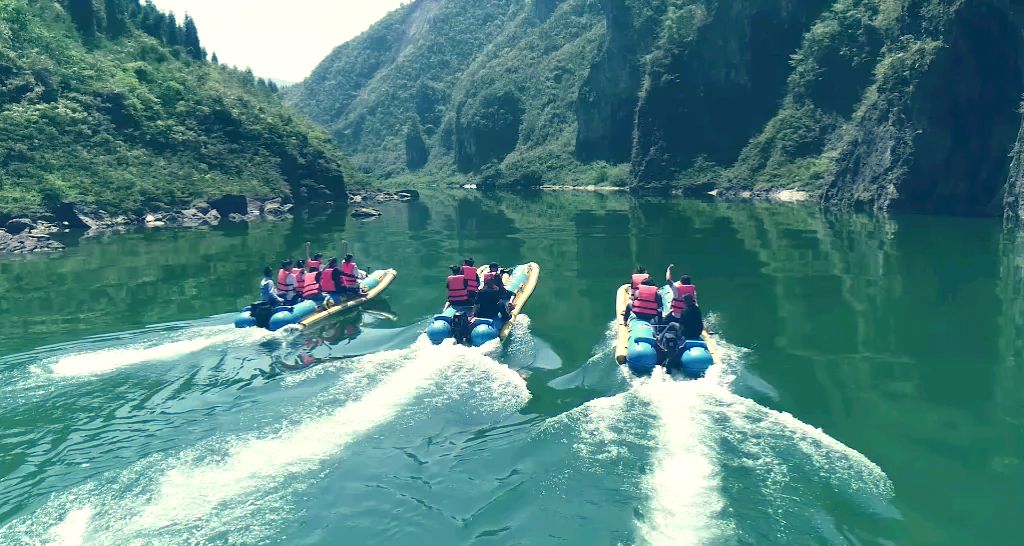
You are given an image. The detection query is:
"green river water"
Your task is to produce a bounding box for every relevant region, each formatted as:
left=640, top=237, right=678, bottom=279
left=0, top=189, right=1020, bottom=545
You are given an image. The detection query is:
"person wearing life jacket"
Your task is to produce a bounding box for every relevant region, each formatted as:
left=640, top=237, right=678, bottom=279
left=447, top=264, right=474, bottom=309
left=665, top=265, right=698, bottom=322
left=482, top=262, right=500, bottom=287
left=293, top=259, right=307, bottom=297
left=338, top=253, right=364, bottom=299
left=301, top=261, right=323, bottom=302
left=318, top=257, right=340, bottom=302
left=305, top=242, right=324, bottom=271
left=630, top=266, right=649, bottom=297
left=260, top=267, right=282, bottom=305
left=276, top=260, right=298, bottom=305
left=462, top=257, right=480, bottom=293
left=624, top=277, right=660, bottom=324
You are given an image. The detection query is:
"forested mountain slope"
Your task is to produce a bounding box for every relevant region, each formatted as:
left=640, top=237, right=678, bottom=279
left=0, top=0, right=352, bottom=222
left=287, top=0, right=1024, bottom=219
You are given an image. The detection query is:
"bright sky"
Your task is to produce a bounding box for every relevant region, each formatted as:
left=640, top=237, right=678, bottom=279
left=152, top=1, right=407, bottom=82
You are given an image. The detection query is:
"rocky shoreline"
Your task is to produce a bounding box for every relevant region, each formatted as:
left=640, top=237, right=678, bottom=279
left=708, top=187, right=817, bottom=203
left=0, top=189, right=419, bottom=255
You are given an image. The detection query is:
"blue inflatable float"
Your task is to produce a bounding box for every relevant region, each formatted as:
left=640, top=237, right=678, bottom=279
left=235, top=269, right=397, bottom=332
left=613, top=283, right=716, bottom=378
left=426, top=263, right=539, bottom=346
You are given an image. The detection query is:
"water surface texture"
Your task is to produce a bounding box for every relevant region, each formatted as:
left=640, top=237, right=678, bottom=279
left=0, top=190, right=1019, bottom=545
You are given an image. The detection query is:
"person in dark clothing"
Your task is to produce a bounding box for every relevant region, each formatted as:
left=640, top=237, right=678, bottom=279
left=677, top=293, right=704, bottom=339
left=475, top=277, right=513, bottom=322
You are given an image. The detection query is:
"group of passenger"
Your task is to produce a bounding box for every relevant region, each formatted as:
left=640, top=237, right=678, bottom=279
left=260, top=241, right=367, bottom=306
left=624, top=264, right=704, bottom=340
left=446, top=258, right=515, bottom=322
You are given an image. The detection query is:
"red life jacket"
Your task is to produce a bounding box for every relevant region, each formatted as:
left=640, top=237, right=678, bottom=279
left=631, top=273, right=649, bottom=293
left=319, top=267, right=337, bottom=292
left=340, top=261, right=358, bottom=287
left=462, top=265, right=479, bottom=292
left=276, top=269, right=295, bottom=296
left=633, top=284, right=660, bottom=315
left=670, top=283, right=697, bottom=314
left=483, top=270, right=497, bottom=286
left=302, top=269, right=321, bottom=297
left=307, top=260, right=322, bottom=271
left=447, top=275, right=468, bottom=302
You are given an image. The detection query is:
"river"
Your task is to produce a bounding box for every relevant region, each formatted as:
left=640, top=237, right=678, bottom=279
left=0, top=189, right=1020, bottom=545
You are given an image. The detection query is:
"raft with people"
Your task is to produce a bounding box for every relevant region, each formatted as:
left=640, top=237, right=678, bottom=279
left=615, top=265, right=717, bottom=377
left=426, top=260, right=540, bottom=346
left=235, top=241, right=397, bottom=332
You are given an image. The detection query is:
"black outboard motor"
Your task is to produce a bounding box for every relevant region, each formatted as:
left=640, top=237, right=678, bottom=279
left=249, top=301, right=276, bottom=329
left=451, top=312, right=470, bottom=346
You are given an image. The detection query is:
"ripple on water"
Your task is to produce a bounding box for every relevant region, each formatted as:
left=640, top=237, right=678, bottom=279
left=0, top=335, right=530, bottom=546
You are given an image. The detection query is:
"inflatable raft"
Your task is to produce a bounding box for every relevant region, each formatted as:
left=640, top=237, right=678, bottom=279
left=614, top=283, right=717, bottom=377
left=234, top=269, right=397, bottom=331
left=425, top=263, right=539, bottom=346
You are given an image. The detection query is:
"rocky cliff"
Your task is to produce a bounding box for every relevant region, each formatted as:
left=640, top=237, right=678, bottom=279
left=287, top=0, right=1024, bottom=219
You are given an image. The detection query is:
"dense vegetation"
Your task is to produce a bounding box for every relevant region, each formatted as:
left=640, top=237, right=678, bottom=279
left=0, top=0, right=352, bottom=222
left=288, top=0, right=1024, bottom=218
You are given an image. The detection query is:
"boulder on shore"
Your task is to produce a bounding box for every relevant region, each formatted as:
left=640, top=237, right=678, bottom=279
left=5, top=218, right=34, bottom=235
left=0, top=229, right=64, bottom=253
left=351, top=207, right=383, bottom=220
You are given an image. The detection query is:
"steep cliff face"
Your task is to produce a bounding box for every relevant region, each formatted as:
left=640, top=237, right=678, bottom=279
left=823, top=0, right=1024, bottom=217
left=630, top=0, right=831, bottom=186
left=289, top=0, right=1024, bottom=219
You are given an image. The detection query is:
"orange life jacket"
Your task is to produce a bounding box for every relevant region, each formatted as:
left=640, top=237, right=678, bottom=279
left=301, top=269, right=321, bottom=298
left=633, top=284, right=660, bottom=315
left=319, top=267, right=337, bottom=292
left=447, top=275, right=468, bottom=302
left=462, top=265, right=479, bottom=292
left=631, top=273, right=649, bottom=294
left=276, top=269, right=295, bottom=297
left=340, top=261, right=358, bottom=287
left=670, top=283, right=697, bottom=314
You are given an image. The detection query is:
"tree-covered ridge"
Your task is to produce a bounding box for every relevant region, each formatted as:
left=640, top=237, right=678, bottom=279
left=0, top=0, right=348, bottom=221
left=289, top=0, right=1024, bottom=218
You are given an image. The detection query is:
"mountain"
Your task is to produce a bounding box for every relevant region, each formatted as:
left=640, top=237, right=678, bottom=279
left=0, top=0, right=351, bottom=222
left=285, top=0, right=1024, bottom=219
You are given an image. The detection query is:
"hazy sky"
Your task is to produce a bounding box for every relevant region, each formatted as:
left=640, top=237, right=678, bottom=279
left=152, top=1, right=407, bottom=82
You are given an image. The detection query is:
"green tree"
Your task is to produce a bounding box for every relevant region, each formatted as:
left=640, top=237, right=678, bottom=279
left=211, top=51, right=219, bottom=63
left=67, top=0, right=97, bottom=37
left=165, top=11, right=180, bottom=46
left=182, top=14, right=202, bottom=60
left=104, top=0, right=127, bottom=36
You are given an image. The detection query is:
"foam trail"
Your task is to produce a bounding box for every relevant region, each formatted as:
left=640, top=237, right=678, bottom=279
left=49, top=327, right=272, bottom=376
left=634, top=371, right=734, bottom=546
left=46, top=507, right=91, bottom=546
left=632, top=339, right=894, bottom=545
left=135, top=340, right=465, bottom=532
left=2, top=337, right=529, bottom=546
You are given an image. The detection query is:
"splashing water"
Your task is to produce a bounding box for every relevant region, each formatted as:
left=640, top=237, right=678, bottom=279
left=552, top=324, right=896, bottom=545
left=0, top=336, right=530, bottom=546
